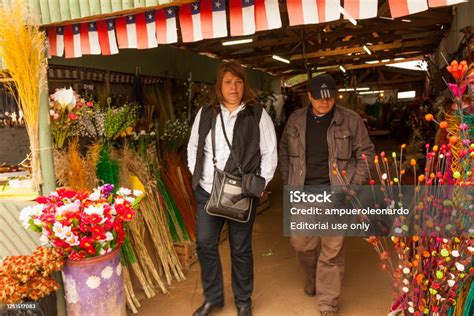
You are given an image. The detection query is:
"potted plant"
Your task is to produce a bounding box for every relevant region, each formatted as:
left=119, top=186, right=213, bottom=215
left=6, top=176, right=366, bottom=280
left=19, top=184, right=142, bottom=316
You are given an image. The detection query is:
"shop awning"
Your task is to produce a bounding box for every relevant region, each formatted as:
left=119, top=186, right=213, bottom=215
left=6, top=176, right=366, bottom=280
left=0, top=0, right=194, bottom=25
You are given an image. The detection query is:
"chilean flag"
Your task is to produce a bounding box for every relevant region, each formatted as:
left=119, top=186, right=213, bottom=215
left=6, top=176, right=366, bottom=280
left=201, top=0, right=228, bottom=39
left=156, top=7, right=178, bottom=44
left=137, top=11, right=158, bottom=49
left=64, top=24, right=82, bottom=58
left=428, top=0, right=468, bottom=7
left=116, top=12, right=157, bottom=49
left=389, top=0, right=428, bottom=18
left=47, top=26, right=64, bottom=57
left=255, top=0, right=282, bottom=32
left=179, top=2, right=203, bottom=42
left=116, top=15, right=138, bottom=48
left=230, top=0, right=255, bottom=36
left=97, top=19, right=119, bottom=55
left=80, top=22, right=101, bottom=55
left=287, top=0, right=340, bottom=26
left=344, top=0, right=378, bottom=20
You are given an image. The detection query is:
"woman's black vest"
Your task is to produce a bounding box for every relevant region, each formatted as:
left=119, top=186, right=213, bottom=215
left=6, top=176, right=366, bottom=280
left=191, top=104, right=263, bottom=190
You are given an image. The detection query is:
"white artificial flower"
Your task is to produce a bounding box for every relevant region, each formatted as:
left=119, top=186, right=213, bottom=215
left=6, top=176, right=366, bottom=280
left=133, top=189, right=143, bottom=197
left=57, top=200, right=81, bottom=215
left=88, top=190, right=101, bottom=201
left=30, top=204, right=45, bottom=217
left=125, top=197, right=135, bottom=204
left=39, top=234, right=50, bottom=246
left=402, top=268, right=410, bottom=274
left=117, top=188, right=132, bottom=196
left=451, top=250, right=460, bottom=257
left=53, top=87, right=76, bottom=111
left=402, top=287, right=409, bottom=293
left=140, top=130, right=146, bottom=136
left=58, top=226, right=73, bottom=240
left=116, top=264, right=122, bottom=276
left=408, top=307, right=415, bottom=313
left=19, top=206, right=32, bottom=223
left=66, top=235, right=80, bottom=246
left=85, top=276, right=101, bottom=289
left=99, top=248, right=106, bottom=256
left=101, top=266, right=114, bottom=280
left=403, top=279, right=409, bottom=285
left=114, top=198, right=124, bottom=205
left=468, top=246, right=474, bottom=253
left=447, top=280, right=455, bottom=287
left=33, top=218, right=42, bottom=226
left=84, top=205, right=104, bottom=216
left=109, top=206, right=117, bottom=216
left=52, top=222, right=65, bottom=236
left=150, top=131, right=156, bottom=136
left=455, top=262, right=465, bottom=272
left=105, top=232, right=114, bottom=241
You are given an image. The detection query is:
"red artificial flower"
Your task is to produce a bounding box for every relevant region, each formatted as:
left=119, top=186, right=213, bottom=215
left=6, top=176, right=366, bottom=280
left=56, top=188, right=77, bottom=200
left=103, top=220, right=113, bottom=231
left=87, top=213, right=102, bottom=225
left=85, top=247, right=96, bottom=256
left=35, top=196, right=49, bottom=204
left=79, top=237, right=94, bottom=250
left=90, top=226, right=106, bottom=241
left=69, top=250, right=86, bottom=261
left=86, top=101, right=93, bottom=107
left=39, top=213, right=56, bottom=223
left=120, top=208, right=135, bottom=222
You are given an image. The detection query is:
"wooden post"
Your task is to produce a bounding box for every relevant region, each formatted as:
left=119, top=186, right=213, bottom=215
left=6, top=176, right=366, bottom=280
left=38, top=73, right=67, bottom=316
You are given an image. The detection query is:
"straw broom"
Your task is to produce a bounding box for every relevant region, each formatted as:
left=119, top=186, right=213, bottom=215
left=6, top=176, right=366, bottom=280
left=114, top=145, right=185, bottom=284
left=114, top=146, right=166, bottom=293
left=0, top=1, right=47, bottom=192
left=113, top=146, right=185, bottom=289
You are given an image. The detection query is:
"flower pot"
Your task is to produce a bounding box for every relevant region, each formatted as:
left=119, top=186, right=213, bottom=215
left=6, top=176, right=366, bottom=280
left=61, top=248, right=126, bottom=316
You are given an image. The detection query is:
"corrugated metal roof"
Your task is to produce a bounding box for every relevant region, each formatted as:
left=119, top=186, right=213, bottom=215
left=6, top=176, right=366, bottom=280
left=0, top=201, right=40, bottom=258
left=0, top=0, right=193, bottom=25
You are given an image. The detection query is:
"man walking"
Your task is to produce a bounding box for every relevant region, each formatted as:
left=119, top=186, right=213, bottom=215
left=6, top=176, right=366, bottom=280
left=279, top=74, right=375, bottom=316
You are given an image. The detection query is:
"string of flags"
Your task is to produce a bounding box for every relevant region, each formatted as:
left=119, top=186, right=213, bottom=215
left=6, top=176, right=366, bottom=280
left=47, top=0, right=468, bottom=58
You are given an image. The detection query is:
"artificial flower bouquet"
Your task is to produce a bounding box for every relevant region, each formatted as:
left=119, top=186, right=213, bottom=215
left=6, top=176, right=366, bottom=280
left=0, top=246, right=63, bottom=304
left=49, top=87, right=93, bottom=148
left=19, top=184, right=142, bottom=261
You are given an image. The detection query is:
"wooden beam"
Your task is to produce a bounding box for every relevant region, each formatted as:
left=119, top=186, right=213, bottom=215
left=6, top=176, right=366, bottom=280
left=291, top=38, right=436, bottom=60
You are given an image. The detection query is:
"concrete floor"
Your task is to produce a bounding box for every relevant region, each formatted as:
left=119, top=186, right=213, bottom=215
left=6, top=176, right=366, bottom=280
left=136, top=167, right=394, bottom=316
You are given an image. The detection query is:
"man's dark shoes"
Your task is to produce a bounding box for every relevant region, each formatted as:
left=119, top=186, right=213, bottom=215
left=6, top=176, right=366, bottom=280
left=192, top=301, right=224, bottom=316
left=237, top=306, right=252, bottom=316
left=304, top=277, right=316, bottom=296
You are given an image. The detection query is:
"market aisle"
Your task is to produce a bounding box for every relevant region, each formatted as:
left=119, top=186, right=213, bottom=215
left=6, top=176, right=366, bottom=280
left=136, top=173, right=392, bottom=316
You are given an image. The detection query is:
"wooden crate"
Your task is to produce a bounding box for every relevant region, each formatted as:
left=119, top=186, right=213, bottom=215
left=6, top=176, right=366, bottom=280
left=174, top=241, right=198, bottom=273
left=174, top=227, right=228, bottom=273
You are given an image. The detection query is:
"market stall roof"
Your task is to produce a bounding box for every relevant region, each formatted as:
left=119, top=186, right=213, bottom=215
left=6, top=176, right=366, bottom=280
left=0, top=0, right=193, bottom=25
left=178, top=0, right=455, bottom=88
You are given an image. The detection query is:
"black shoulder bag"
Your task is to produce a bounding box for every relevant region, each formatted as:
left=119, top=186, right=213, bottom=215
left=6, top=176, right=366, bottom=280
left=204, top=109, right=265, bottom=223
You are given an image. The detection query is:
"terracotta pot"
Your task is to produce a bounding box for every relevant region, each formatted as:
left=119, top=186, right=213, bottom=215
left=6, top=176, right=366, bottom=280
left=62, top=248, right=126, bottom=316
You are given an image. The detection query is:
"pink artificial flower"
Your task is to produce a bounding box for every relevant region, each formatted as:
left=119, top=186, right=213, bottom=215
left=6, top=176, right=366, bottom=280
left=448, top=83, right=466, bottom=98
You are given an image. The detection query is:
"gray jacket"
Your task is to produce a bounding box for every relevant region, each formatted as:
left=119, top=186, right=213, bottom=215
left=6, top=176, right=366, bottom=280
left=279, top=105, right=375, bottom=186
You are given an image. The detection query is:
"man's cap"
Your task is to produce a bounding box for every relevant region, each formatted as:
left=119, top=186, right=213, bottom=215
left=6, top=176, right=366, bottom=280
left=309, top=74, right=337, bottom=99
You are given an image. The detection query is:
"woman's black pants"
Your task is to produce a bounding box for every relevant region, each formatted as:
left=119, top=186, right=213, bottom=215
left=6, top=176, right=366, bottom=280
left=194, top=185, right=257, bottom=308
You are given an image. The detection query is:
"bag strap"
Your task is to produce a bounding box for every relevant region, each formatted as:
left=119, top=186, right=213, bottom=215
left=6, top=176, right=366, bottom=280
left=218, top=109, right=243, bottom=175
left=211, top=109, right=217, bottom=166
